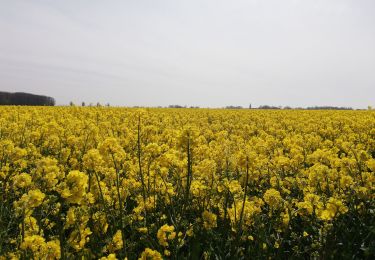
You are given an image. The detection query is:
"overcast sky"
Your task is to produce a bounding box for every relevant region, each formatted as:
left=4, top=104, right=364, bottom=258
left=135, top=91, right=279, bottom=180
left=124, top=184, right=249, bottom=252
left=0, top=0, right=374, bottom=108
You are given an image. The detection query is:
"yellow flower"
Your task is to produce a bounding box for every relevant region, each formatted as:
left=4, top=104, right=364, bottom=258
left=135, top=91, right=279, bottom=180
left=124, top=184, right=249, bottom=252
left=41, top=240, right=61, bottom=259
left=35, top=157, right=61, bottom=189
left=12, top=172, right=32, bottom=189
left=297, top=193, right=322, bottom=216
left=57, top=170, right=88, bottom=204
left=281, top=210, right=290, bottom=226
left=68, top=226, right=92, bottom=251
left=202, top=210, right=217, bottom=230
left=318, top=197, right=348, bottom=221
left=21, top=216, right=40, bottom=236
left=157, top=224, right=175, bottom=247
left=186, top=225, right=194, bottom=237
left=100, top=253, right=118, bottom=260
left=21, top=235, right=61, bottom=259
left=21, top=235, right=45, bottom=253
left=263, top=188, right=283, bottom=209
left=138, top=248, right=163, bottom=260
left=14, top=189, right=45, bottom=213
left=108, top=230, right=123, bottom=252
left=228, top=197, right=264, bottom=228
left=93, top=211, right=109, bottom=235
left=65, top=207, right=76, bottom=228
left=83, top=149, right=104, bottom=171
left=137, top=227, right=148, bottom=234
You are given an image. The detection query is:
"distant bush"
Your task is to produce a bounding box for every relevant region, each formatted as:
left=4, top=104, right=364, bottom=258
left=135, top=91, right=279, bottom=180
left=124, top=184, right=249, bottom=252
left=225, top=106, right=243, bottom=109
left=0, top=92, right=55, bottom=106
left=306, top=106, right=353, bottom=110
left=257, top=105, right=354, bottom=110
left=168, top=105, right=186, bottom=108
left=258, top=105, right=280, bottom=109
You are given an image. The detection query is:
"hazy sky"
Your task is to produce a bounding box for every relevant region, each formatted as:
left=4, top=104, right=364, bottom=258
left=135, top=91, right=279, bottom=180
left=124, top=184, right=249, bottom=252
left=1, top=0, right=374, bottom=107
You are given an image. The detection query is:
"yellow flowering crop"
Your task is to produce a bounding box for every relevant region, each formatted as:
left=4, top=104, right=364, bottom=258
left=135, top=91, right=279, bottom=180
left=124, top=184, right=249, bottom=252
left=0, top=107, right=374, bottom=259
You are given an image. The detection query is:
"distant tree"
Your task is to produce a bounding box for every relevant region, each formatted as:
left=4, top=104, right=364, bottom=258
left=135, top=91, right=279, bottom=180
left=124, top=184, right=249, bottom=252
left=306, top=106, right=353, bottom=110
left=106, top=103, right=110, bottom=107
left=0, top=92, right=55, bottom=106
left=82, top=102, right=86, bottom=107
left=258, top=105, right=280, bottom=109
left=69, top=101, right=74, bottom=106
left=225, top=106, right=243, bottom=109
left=249, top=104, right=252, bottom=109
left=96, top=102, right=101, bottom=107
left=368, top=106, right=373, bottom=110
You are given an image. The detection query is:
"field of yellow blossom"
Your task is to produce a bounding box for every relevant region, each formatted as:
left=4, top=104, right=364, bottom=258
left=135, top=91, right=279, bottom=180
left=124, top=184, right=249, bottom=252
left=0, top=106, right=374, bottom=259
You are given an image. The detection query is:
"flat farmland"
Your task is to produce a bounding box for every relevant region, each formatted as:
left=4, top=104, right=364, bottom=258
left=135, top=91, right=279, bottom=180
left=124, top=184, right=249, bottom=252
left=0, top=107, right=374, bottom=259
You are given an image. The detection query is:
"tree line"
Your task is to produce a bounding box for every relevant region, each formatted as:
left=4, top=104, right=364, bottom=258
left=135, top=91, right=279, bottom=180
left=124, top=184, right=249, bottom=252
left=0, top=92, right=55, bottom=106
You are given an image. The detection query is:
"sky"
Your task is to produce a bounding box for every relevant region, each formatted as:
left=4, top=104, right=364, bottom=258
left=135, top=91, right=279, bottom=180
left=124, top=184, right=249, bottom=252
left=0, top=0, right=374, bottom=108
